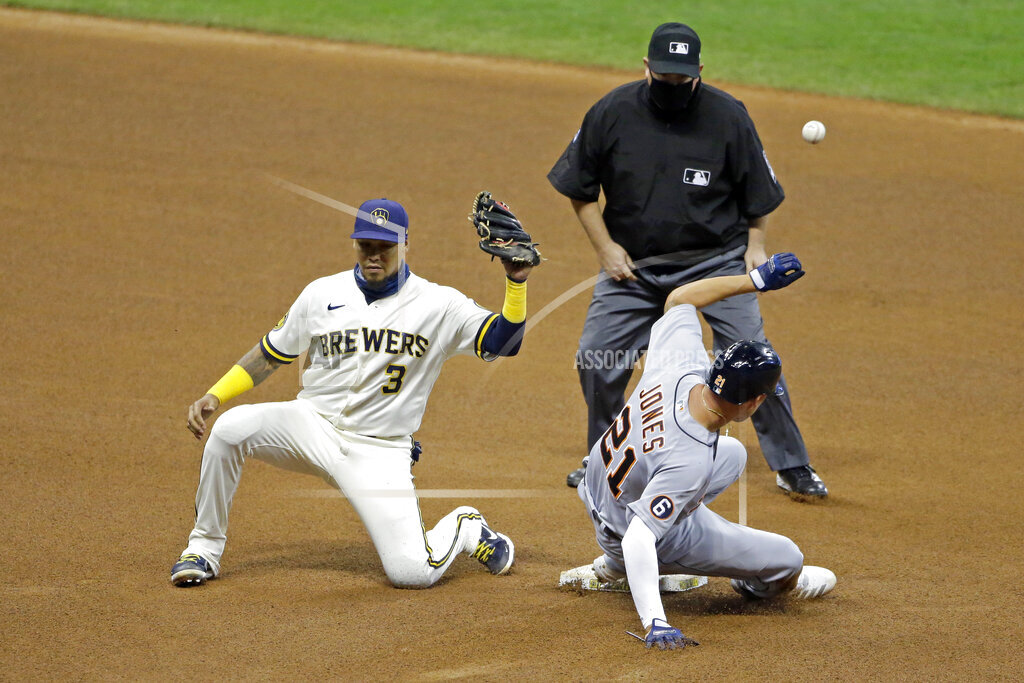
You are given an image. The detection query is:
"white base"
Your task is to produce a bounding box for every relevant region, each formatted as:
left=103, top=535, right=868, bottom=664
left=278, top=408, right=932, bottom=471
left=558, top=564, right=708, bottom=593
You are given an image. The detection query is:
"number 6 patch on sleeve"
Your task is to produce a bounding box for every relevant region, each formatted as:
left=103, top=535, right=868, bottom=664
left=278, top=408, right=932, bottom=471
left=650, top=495, right=675, bottom=520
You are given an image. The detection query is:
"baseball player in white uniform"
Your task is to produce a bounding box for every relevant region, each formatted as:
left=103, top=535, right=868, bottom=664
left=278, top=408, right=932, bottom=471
left=577, top=253, right=836, bottom=649
left=172, top=197, right=533, bottom=588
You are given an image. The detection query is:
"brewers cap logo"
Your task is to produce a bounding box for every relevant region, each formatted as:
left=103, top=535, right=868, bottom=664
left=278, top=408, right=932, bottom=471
left=371, top=207, right=390, bottom=226
left=650, top=495, right=674, bottom=520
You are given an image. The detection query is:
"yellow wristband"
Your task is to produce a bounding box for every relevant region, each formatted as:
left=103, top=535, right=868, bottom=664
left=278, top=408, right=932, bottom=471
left=207, top=365, right=254, bottom=404
left=501, top=277, right=527, bottom=324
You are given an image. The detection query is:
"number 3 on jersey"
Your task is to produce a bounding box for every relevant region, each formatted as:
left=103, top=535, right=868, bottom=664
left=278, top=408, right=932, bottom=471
left=382, top=363, right=406, bottom=394
left=599, top=406, right=636, bottom=498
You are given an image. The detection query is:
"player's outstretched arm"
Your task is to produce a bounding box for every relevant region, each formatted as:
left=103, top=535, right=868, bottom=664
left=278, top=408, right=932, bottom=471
left=665, top=252, right=805, bottom=313
left=621, top=518, right=699, bottom=650
left=478, top=261, right=535, bottom=357
left=186, top=343, right=283, bottom=440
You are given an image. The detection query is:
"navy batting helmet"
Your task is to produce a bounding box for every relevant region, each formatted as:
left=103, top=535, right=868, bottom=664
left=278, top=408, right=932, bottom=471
left=707, top=341, right=784, bottom=404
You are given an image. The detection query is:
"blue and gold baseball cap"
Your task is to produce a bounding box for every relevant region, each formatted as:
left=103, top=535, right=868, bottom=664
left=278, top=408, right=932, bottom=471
left=350, top=198, right=409, bottom=242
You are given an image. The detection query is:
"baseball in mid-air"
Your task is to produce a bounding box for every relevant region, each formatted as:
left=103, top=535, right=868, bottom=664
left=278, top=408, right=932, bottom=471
left=802, top=120, right=826, bottom=144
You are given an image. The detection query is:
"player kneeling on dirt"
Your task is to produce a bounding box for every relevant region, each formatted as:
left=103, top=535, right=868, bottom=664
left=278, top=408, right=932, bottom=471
left=575, top=253, right=836, bottom=649
left=172, top=192, right=540, bottom=588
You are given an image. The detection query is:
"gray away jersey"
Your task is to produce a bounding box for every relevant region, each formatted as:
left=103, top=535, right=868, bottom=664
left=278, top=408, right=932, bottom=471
left=583, top=304, right=719, bottom=546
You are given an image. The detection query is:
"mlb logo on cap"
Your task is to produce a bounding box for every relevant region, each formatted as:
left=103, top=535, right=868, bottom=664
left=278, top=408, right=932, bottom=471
left=647, top=22, right=702, bottom=78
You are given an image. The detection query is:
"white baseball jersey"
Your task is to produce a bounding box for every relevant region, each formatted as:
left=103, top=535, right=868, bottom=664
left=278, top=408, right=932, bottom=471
left=582, top=303, right=718, bottom=545
left=260, top=270, right=496, bottom=437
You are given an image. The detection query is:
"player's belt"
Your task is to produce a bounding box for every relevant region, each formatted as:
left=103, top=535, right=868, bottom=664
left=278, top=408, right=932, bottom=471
left=600, top=521, right=622, bottom=542
left=582, top=481, right=623, bottom=542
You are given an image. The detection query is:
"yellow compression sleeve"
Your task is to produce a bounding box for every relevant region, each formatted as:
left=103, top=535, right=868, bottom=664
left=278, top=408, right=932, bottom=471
left=501, top=277, right=528, bottom=324
left=206, top=364, right=254, bottom=404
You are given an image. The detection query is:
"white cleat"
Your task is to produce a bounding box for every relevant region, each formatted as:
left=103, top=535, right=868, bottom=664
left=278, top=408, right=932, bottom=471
left=790, top=566, right=836, bottom=599
left=731, top=565, right=836, bottom=600
left=593, top=555, right=626, bottom=583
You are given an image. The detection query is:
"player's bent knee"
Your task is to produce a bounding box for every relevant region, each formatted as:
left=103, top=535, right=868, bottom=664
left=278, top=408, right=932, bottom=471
left=768, top=537, right=804, bottom=578
left=383, top=561, right=436, bottom=590
left=385, top=569, right=432, bottom=589
left=208, top=405, right=263, bottom=447
left=388, top=577, right=433, bottom=590
left=717, top=436, right=747, bottom=468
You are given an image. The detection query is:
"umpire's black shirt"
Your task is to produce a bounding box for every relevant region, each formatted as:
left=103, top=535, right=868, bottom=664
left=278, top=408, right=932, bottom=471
left=548, top=80, right=784, bottom=267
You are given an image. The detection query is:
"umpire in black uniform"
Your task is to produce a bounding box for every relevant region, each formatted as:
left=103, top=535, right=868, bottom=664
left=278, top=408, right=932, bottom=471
left=548, top=22, right=828, bottom=500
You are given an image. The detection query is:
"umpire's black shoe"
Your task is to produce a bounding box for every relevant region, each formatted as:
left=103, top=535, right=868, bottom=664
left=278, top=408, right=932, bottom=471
left=776, top=465, right=828, bottom=500
left=566, top=466, right=586, bottom=488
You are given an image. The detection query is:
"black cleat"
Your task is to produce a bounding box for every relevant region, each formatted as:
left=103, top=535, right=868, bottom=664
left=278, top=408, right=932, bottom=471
left=776, top=465, right=828, bottom=500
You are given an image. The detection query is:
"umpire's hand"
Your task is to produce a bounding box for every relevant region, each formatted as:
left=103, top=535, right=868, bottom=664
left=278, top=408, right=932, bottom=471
left=599, top=242, right=637, bottom=281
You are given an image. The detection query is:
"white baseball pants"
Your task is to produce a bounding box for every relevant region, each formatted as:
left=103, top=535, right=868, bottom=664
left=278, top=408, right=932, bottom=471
left=181, top=400, right=484, bottom=588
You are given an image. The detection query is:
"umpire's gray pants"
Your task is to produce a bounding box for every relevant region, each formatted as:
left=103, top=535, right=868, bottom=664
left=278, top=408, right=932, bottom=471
left=576, top=247, right=809, bottom=471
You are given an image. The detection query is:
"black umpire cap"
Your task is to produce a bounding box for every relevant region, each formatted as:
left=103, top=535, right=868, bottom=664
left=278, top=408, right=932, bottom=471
left=647, top=23, right=702, bottom=77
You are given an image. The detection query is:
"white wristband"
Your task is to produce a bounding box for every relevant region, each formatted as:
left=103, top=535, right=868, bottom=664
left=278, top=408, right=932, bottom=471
left=749, top=268, right=766, bottom=291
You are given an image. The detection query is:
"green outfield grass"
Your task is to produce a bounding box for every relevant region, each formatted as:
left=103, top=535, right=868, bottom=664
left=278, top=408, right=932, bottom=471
left=4, top=0, right=1022, bottom=117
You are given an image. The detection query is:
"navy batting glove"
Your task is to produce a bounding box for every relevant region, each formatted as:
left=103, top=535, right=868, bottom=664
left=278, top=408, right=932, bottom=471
left=644, top=619, right=700, bottom=650
left=410, top=440, right=422, bottom=465
left=749, top=252, right=805, bottom=292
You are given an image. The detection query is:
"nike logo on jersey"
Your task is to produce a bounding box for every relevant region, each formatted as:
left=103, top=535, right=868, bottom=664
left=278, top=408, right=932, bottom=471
left=327, top=303, right=346, bottom=311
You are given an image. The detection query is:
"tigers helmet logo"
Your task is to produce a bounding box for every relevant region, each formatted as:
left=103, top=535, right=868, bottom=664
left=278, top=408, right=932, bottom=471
left=371, top=208, right=390, bottom=226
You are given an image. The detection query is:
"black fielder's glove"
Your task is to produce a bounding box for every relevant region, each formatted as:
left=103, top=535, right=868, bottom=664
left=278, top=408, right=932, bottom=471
left=469, top=191, right=542, bottom=267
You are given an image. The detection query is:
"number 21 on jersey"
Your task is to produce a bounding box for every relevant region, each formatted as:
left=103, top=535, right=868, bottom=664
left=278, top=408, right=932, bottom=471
left=599, top=406, right=636, bottom=498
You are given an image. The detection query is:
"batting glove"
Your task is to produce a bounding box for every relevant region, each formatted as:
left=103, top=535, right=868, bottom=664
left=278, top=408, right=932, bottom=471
left=644, top=618, right=700, bottom=650
left=749, top=252, right=805, bottom=292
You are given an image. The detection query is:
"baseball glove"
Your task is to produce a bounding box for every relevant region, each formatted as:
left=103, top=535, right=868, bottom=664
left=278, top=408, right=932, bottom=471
left=469, top=191, right=541, bottom=267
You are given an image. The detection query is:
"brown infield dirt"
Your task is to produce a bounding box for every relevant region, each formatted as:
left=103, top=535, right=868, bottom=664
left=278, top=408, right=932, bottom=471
left=2, top=8, right=1023, bottom=681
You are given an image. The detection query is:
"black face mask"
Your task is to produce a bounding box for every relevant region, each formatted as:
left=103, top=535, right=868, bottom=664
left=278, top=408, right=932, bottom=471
left=648, top=77, right=699, bottom=115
